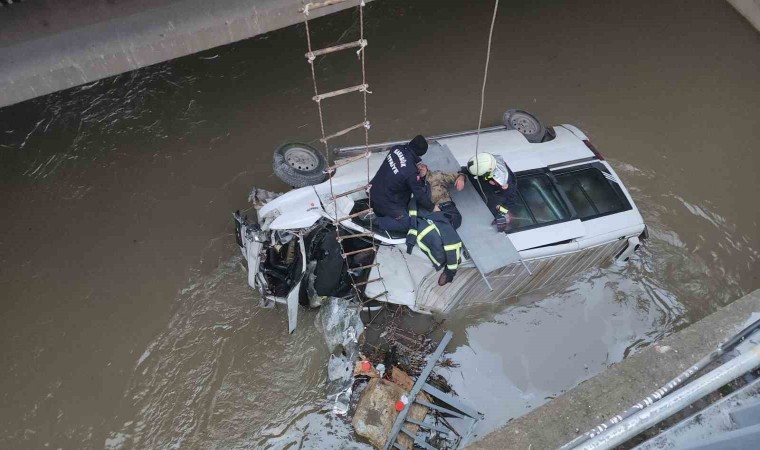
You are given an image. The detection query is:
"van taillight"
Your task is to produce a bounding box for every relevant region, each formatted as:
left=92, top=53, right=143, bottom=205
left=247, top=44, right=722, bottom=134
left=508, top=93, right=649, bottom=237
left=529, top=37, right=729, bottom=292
left=583, top=139, right=604, bottom=160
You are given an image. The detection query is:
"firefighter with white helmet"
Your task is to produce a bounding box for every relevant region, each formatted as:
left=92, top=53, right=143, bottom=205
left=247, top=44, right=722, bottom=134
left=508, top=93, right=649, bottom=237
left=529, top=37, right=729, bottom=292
left=458, top=152, right=518, bottom=232
left=466, top=153, right=497, bottom=177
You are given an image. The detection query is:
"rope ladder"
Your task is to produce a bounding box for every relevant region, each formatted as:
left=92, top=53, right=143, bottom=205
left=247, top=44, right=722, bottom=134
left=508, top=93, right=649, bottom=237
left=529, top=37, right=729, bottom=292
left=301, top=0, right=388, bottom=303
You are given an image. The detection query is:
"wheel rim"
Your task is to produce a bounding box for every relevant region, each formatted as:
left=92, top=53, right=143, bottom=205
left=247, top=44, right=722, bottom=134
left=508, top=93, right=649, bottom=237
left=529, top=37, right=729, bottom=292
left=509, top=114, right=539, bottom=135
left=284, top=147, right=319, bottom=171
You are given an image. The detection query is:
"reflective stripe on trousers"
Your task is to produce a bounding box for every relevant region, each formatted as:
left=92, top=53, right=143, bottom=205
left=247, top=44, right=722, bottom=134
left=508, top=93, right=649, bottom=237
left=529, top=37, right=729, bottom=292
left=443, top=242, right=462, bottom=270
left=417, top=223, right=441, bottom=267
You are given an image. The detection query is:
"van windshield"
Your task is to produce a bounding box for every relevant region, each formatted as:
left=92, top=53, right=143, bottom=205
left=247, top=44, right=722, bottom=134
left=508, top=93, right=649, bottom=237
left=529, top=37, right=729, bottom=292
left=505, top=166, right=632, bottom=232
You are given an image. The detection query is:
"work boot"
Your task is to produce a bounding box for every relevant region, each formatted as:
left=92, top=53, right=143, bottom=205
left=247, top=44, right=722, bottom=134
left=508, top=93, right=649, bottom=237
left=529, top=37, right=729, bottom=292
left=492, top=213, right=511, bottom=232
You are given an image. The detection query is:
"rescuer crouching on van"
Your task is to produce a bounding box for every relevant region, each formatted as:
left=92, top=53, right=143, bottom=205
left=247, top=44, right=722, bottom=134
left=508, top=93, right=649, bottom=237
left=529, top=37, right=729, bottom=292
left=369, top=135, right=434, bottom=232
left=459, top=152, right=518, bottom=232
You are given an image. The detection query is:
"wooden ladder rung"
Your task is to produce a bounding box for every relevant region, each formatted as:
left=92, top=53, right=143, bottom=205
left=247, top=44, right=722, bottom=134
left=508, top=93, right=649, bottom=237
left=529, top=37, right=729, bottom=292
left=301, top=0, right=353, bottom=14
left=325, top=152, right=369, bottom=172
left=341, top=247, right=376, bottom=257
left=333, top=184, right=370, bottom=199
left=313, top=84, right=369, bottom=102
left=336, top=232, right=374, bottom=241
left=320, top=121, right=370, bottom=144
left=349, top=263, right=380, bottom=271
left=353, top=277, right=383, bottom=287
left=336, top=208, right=372, bottom=223
left=307, top=39, right=367, bottom=60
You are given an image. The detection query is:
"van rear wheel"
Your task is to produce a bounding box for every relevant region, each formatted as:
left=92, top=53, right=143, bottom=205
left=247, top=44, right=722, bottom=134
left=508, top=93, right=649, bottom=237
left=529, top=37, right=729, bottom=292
left=503, top=109, right=546, bottom=143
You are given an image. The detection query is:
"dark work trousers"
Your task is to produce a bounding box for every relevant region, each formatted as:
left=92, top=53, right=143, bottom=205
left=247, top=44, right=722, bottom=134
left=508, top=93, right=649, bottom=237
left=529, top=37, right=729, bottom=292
left=376, top=214, right=411, bottom=232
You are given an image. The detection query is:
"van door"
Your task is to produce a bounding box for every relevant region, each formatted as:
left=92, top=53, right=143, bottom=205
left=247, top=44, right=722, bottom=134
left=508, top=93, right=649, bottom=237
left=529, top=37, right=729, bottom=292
left=285, top=237, right=307, bottom=334
left=508, top=220, right=585, bottom=251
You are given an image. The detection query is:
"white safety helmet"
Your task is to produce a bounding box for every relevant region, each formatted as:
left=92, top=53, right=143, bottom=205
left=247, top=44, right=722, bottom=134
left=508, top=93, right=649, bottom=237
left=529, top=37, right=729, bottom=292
left=467, top=153, right=496, bottom=177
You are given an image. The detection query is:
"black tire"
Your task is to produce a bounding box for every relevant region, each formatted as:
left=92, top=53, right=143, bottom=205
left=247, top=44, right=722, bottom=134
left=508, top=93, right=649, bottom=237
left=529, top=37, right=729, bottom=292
left=503, top=109, right=546, bottom=143
left=273, top=143, right=328, bottom=187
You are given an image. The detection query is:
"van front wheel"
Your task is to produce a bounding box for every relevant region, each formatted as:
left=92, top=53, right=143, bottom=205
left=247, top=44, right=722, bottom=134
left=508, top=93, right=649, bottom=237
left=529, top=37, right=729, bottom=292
left=273, top=143, right=328, bottom=187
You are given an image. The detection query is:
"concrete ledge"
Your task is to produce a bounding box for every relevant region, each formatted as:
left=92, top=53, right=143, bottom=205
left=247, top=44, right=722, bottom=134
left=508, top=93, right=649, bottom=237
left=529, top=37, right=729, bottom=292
left=728, top=0, right=760, bottom=33
left=469, top=289, right=760, bottom=450
left=0, top=0, right=368, bottom=108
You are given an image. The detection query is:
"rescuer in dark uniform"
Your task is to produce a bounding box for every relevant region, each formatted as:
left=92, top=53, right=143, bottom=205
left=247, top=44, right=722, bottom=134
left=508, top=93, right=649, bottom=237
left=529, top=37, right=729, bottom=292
left=369, top=135, right=434, bottom=232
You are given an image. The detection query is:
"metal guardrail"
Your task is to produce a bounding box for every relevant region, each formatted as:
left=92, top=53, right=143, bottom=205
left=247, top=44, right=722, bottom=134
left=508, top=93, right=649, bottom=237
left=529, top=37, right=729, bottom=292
left=563, top=317, right=760, bottom=448
left=575, top=343, right=760, bottom=450
left=563, top=318, right=760, bottom=450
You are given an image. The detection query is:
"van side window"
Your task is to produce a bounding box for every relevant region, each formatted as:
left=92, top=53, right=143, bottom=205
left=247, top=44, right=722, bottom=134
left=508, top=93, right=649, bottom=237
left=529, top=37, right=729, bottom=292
left=555, top=168, right=628, bottom=219
left=509, top=174, right=572, bottom=230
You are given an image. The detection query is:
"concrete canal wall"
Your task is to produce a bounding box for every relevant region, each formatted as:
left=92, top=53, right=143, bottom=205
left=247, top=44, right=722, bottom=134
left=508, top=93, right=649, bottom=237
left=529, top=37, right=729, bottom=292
left=0, top=0, right=367, bottom=109
left=0, top=0, right=757, bottom=109
left=470, top=289, right=760, bottom=449
left=728, top=0, right=760, bottom=33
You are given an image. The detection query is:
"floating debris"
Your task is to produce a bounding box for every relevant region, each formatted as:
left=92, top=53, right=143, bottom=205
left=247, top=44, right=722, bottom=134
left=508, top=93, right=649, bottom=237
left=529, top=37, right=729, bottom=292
left=316, top=297, right=364, bottom=415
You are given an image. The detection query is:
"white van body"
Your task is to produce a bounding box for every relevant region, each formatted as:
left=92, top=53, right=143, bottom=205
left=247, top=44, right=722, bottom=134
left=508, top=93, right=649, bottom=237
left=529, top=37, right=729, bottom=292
left=235, top=124, right=646, bottom=329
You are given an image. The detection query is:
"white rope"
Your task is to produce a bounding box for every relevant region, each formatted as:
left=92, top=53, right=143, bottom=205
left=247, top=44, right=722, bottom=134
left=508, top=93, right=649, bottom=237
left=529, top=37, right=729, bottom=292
left=359, top=2, right=390, bottom=303
left=473, top=0, right=500, bottom=184
left=303, top=18, right=329, bottom=162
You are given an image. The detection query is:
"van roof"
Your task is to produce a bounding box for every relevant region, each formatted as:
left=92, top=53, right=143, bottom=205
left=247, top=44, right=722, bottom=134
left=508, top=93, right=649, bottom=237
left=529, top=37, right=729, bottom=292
left=438, top=126, right=595, bottom=172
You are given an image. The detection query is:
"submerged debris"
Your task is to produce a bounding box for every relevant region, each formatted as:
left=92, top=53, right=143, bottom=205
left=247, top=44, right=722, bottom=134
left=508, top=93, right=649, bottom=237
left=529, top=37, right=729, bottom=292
left=356, top=330, right=481, bottom=449
left=352, top=377, right=432, bottom=450
left=363, top=306, right=439, bottom=377
left=315, top=300, right=480, bottom=449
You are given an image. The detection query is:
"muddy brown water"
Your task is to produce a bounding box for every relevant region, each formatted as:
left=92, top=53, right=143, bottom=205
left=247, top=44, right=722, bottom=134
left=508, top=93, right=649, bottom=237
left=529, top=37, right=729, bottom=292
left=1, top=0, right=759, bottom=448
